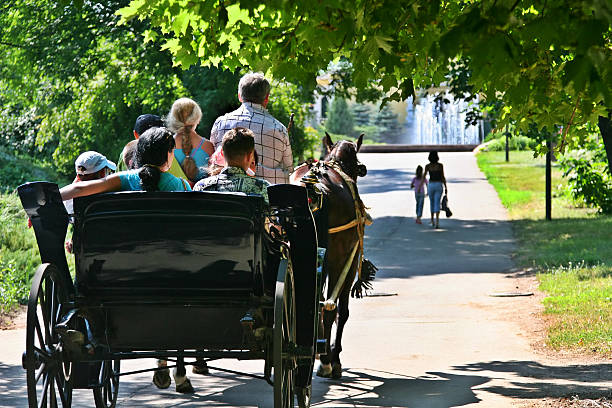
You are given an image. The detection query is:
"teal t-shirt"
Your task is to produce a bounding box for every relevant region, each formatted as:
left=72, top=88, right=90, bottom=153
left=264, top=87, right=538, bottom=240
left=118, top=170, right=191, bottom=191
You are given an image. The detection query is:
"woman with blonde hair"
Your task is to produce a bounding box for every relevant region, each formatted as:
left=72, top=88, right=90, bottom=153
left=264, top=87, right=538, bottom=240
left=167, top=98, right=214, bottom=184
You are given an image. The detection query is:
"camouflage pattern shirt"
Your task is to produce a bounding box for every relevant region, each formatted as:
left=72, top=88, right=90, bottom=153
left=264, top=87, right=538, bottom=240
left=193, top=166, right=271, bottom=204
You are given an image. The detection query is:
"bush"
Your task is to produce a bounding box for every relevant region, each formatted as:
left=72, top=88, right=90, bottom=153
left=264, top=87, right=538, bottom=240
left=484, top=135, right=535, bottom=151
left=560, top=142, right=612, bottom=214
left=0, top=106, right=49, bottom=158
left=0, top=258, right=30, bottom=313
left=0, top=193, right=41, bottom=311
left=0, top=147, right=67, bottom=193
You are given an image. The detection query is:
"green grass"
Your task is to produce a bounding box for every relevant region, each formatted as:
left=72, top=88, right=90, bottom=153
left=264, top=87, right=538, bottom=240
left=477, top=151, right=595, bottom=219
left=539, top=264, right=612, bottom=354
left=477, top=151, right=612, bottom=355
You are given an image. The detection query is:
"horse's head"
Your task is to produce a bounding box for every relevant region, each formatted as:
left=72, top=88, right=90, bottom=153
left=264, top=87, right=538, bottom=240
left=323, top=132, right=367, bottom=181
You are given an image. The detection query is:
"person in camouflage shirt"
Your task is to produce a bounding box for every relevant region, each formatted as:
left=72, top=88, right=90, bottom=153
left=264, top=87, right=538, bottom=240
left=194, top=127, right=271, bottom=204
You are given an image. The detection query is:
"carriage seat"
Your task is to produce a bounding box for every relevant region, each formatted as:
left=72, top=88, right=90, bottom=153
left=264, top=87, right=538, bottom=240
left=73, top=190, right=268, bottom=301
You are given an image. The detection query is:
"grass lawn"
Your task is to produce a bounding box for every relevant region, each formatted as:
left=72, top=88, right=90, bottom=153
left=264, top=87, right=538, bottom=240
left=477, top=151, right=612, bottom=355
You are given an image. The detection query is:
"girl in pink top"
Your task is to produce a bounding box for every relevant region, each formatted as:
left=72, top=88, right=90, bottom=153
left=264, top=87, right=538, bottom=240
left=410, top=165, right=428, bottom=224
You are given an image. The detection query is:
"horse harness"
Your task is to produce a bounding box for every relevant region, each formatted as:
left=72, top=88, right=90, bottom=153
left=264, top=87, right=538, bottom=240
left=300, top=159, right=371, bottom=309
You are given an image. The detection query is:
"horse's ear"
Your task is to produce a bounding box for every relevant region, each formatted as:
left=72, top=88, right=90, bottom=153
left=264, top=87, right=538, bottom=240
left=356, top=134, right=364, bottom=152
left=323, top=132, right=333, bottom=154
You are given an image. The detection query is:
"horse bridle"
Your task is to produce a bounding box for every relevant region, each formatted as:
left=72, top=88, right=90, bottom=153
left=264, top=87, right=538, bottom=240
left=326, top=143, right=367, bottom=180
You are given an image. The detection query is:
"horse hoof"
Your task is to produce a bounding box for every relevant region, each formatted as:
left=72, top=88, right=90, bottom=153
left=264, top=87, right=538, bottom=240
left=192, top=362, right=209, bottom=375
left=175, top=377, right=194, bottom=394
left=331, top=363, right=342, bottom=379
left=316, top=363, right=332, bottom=378
left=152, top=368, right=171, bottom=389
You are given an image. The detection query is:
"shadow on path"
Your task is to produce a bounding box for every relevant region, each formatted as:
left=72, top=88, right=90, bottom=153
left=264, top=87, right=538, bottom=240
left=452, top=360, right=612, bottom=400
left=3, top=359, right=610, bottom=407
left=311, top=369, right=488, bottom=407
left=365, top=216, right=516, bottom=279
left=0, top=363, right=27, bottom=408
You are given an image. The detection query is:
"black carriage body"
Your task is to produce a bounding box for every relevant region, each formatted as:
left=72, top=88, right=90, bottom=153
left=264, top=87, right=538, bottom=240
left=18, top=181, right=320, bottom=407
left=72, top=191, right=271, bottom=351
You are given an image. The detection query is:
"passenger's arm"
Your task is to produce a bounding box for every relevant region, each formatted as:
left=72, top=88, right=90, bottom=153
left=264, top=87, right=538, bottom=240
left=209, top=119, right=222, bottom=150
left=423, top=164, right=429, bottom=180
left=441, top=164, right=447, bottom=193
left=282, top=130, right=294, bottom=174
left=60, top=174, right=122, bottom=201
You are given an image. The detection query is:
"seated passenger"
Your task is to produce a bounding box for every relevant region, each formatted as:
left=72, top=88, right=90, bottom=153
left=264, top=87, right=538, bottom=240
left=60, top=127, right=190, bottom=200
left=194, top=127, right=270, bottom=203
left=119, top=139, right=138, bottom=169
left=117, top=114, right=188, bottom=180
left=63, top=151, right=117, bottom=251
left=167, top=98, right=214, bottom=184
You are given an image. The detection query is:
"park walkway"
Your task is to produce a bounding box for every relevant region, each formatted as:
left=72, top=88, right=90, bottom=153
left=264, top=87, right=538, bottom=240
left=0, top=152, right=609, bottom=407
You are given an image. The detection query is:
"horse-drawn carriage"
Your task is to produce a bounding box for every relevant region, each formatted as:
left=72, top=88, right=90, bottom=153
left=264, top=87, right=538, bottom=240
left=18, top=181, right=322, bottom=408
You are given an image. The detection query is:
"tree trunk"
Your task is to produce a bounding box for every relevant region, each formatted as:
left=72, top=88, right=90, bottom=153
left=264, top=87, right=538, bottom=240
left=598, top=111, right=612, bottom=172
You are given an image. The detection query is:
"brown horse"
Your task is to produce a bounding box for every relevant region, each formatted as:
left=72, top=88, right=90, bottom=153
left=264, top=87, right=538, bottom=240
left=290, top=133, right=374, bottom=379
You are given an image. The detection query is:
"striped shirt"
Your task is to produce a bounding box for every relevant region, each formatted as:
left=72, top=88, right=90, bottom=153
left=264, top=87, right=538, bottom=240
left=210, top=102, right=293, bottom=184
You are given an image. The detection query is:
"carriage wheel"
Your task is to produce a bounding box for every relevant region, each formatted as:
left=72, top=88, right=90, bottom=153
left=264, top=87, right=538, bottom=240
left=274, top=258, right=297, bottom=408
left=93, top=359, right=120, bottom=408
left=25, top=263, right=73, bottom=408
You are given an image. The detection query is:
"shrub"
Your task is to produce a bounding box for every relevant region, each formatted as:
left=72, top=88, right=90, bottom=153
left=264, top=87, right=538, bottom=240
left=560, top=142, right=612, bottom=214
left=0, top=258, right=30, bottom=313
left=0, top=193, right=40, bottom=311
left=0, top=147, right=64, bottom=193
left=484, top=135, right=535, bottom=151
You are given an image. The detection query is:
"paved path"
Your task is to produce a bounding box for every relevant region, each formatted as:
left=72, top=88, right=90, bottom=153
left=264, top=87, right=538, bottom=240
left=1, top=152, right=610, bottom=407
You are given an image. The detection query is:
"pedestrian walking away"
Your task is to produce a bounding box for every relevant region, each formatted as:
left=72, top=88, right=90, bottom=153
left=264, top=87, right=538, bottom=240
left=423, top=151, right=448, bottom=229
left=410, top=165, right=428, bottom=224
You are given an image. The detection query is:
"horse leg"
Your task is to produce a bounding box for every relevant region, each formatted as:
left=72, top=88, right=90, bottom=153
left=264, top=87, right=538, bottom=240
left=316, top=306, right=337, bottom=378
left=152, top=359, right=171, bottom=389
left=330, top=289, right=350, bottom=379
left=173, top=354, right=194, bottom=394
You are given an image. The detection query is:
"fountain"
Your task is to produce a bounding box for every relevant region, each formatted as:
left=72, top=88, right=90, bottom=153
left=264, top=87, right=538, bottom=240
left=403, top=93, right=482, bottom=145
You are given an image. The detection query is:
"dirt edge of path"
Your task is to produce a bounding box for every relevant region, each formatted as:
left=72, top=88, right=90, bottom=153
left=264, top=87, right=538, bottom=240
left=0, top=305, right=26, bottom=331
left=507, top=269, right=612, bottom=407
left=507, top=268, right=611, bottom=363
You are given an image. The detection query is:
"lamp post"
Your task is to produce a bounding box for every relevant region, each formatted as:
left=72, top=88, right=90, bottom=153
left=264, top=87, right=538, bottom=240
left=546, top=137, right=552, bottom=220
left=505, top=126, right=510, bottom=162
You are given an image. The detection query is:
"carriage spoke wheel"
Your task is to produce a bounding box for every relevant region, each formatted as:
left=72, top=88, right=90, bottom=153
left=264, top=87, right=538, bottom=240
left=25, top=264, right=73, bottom=408
left=93, top=359, right=120, bottom=408
left=274, top=258, right=297, bottom=408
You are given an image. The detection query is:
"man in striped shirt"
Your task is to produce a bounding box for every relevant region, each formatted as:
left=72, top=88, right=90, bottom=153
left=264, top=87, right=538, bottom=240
left=210, top=73, right=293, bottom=184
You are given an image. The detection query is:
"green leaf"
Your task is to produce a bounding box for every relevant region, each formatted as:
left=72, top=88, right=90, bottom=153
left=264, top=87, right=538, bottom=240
left=172, top=11, right=190, bottom=36
left=381, top=74, right=397, bottom=91
left=117, top=0, right=146, bottom=22
left=374, top=35, right=393, bottom=54
left=143, top=29, right=158, bottom=44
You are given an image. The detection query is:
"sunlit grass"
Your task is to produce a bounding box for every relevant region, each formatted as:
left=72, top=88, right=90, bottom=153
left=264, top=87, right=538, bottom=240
left=539, top=264, right=612, bottom=354
left=477, top=151, right=612, bottom=355
left=477, top=151, right=596, bottom=219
